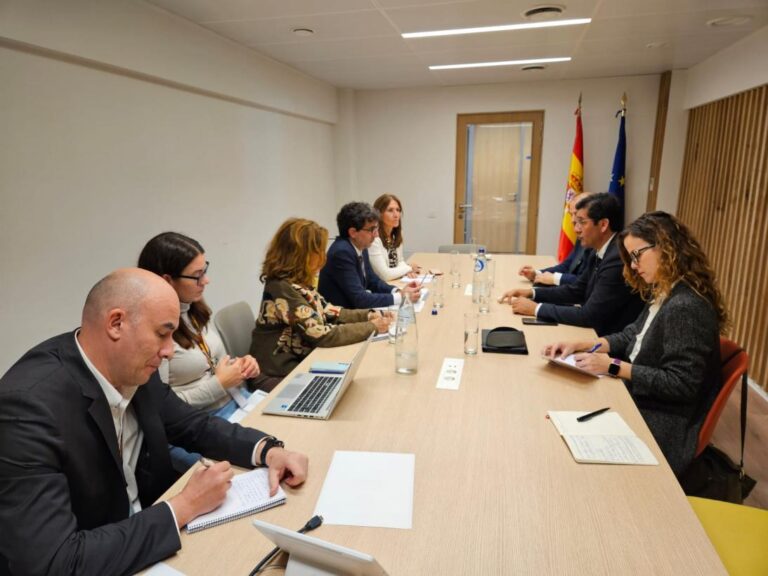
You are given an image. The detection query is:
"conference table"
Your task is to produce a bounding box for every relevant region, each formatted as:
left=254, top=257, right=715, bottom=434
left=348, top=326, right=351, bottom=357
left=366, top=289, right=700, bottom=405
left=157, top=253, right=726, bottom=575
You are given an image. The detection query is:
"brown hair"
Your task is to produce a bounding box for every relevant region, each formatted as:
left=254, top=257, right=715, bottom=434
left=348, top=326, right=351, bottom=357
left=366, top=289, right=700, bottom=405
left=137, top=231, right=211, bottom=349
left=261, top=218, right=329, bottom=287
left=618, top=211, right=729, bottom=332
left=373, top=194, right=404, bottom=249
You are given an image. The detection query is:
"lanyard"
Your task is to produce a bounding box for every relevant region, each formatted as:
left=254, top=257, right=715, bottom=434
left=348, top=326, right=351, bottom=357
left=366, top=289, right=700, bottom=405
left=190, top=317, right=216, bottom=374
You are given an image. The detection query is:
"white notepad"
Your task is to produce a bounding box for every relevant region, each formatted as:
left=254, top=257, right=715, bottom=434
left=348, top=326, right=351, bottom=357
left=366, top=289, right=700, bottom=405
left=186, top=468, right=286, bottom=533
left=544, top=354, right=602, bottom=378
left=548, top=411, right=658, bottom=466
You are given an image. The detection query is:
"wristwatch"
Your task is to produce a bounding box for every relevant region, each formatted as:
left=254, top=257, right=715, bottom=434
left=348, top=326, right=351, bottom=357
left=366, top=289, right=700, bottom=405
left=259, top=436, right=285, bottom=466
left=607, top=358, right=622, bottom=377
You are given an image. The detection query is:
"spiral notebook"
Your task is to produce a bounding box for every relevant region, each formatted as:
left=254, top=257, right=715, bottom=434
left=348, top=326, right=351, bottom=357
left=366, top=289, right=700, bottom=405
left=186, top=468, right=286, bottom=533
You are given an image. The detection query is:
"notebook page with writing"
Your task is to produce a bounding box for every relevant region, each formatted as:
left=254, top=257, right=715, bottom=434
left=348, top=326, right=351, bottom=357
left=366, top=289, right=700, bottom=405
left=186, top=468, right=286, bottom=533
left=548, top=411, right=658, bottom=466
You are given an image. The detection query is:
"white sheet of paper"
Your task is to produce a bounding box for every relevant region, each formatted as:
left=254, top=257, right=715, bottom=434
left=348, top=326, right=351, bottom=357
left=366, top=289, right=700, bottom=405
left=229, top=390, right=268, bottom=423
left=545, top=354, right=603, bottom=378
left=314, top=451, right=414, bottom=529
left=548, top=411, right=635, bottom=436
left=464, top=283, right=473, bottom=296
left=144, top=562, right=187, bottom=575
left=564, top=435, right=659, bottom=465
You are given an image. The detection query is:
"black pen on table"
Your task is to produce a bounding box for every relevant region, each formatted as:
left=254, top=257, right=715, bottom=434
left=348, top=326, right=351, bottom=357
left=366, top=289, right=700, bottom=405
left=577, top=407, right=610, bottom=422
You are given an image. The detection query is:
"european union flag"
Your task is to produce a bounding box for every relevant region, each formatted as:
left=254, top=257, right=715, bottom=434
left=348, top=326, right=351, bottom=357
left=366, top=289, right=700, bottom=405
left=608, top=112, right=626, bottom=227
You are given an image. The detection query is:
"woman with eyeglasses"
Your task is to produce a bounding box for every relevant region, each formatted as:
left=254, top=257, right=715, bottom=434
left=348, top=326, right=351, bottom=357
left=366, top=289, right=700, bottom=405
left=251, top=218, right=390, bottom=378
left=543, top=211, right=728, bottom=474
left=138, top=232, right=263, bottom=424
left=368, top=194, right=421, bottom=281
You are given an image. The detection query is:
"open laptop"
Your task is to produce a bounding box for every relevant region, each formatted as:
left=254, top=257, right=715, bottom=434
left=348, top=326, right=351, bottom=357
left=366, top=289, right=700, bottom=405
left=262, top=333, right=374, bottom=420
left=253, top=519, right=388, bottom=576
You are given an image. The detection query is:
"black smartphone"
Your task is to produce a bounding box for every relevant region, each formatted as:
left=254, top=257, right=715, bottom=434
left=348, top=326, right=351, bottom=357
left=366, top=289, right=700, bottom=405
left=522, top=317, right=558, bottom=326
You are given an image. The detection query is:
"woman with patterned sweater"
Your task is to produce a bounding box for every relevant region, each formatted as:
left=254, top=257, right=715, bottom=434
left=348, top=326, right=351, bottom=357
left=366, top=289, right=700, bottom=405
left=251, top=218, right=391, bottom=378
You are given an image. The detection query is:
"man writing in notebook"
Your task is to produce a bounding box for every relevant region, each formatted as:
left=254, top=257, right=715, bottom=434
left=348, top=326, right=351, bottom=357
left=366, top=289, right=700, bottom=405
left=0, top=269, right=308, bottom=576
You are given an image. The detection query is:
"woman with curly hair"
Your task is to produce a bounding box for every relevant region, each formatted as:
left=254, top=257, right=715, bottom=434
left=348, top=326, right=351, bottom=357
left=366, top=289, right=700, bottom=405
left=543, top=211, right=728, bottom=474
left=368, top=194, right=421, bottom=281
left=251, top=218, right=391, bottom=378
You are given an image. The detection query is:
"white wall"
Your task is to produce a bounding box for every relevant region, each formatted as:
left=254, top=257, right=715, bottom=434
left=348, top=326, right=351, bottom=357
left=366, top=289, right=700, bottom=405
left=338, top=75, right=660, bottom=255
left=653, top=25, right=768, bottom=217
left=685, top=25, right=768, bottom=110
left=0, top=2, right=338, bottom=372
left=0, top=0, right=337, bottom=123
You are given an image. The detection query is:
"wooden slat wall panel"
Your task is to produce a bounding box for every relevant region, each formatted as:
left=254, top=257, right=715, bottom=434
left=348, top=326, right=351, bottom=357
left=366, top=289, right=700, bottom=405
left=677, top=84, right=768, bottom=391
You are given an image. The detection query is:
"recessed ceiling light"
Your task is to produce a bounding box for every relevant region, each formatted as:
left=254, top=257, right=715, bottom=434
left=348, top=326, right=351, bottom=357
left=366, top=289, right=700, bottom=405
left=706, top=16, right=752, bottom=28
left=292, top=27, right=315, bottom=37
left=522, top=4, right=566, bottom=21
left=430, top=57, right=571, bottom=70
left=645, top=41, right=669, bottom=49
left=403, top=18, right=590, bottom=39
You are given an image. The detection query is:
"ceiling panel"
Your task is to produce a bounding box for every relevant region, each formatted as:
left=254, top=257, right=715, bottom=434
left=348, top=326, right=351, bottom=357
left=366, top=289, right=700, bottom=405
left=147, top=0, right=376, bottom=23
left=204, top=10, right=397, bottom=46
left=385, top=0, right=597, bottom=32
left=144, top=0, right=767, bottom=90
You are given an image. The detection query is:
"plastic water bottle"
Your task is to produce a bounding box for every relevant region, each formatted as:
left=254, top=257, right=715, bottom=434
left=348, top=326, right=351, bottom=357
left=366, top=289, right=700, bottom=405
left=394, top=296, right=418, bottom=374
left=472, top=247, right=489, bottom=304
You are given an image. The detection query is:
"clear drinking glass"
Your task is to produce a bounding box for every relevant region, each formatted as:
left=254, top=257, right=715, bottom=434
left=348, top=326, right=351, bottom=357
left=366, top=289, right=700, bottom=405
left=433, top=274, right=445, bottom=308
left=450, top=250, right=461, bottom=288
left=477, top=283, right=490, bottom=314
left=464, top=312, right=479, bottom=355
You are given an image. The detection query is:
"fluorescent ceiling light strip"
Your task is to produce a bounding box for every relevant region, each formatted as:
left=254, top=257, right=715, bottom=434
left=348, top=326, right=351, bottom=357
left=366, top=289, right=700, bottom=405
left=430, top=57, right=571, bottom=70
left=403, top=18, right=591, bottom=39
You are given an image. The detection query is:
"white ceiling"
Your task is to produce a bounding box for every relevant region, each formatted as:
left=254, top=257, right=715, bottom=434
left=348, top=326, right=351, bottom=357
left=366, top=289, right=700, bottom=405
left=144, top=0, right=768, bottom=90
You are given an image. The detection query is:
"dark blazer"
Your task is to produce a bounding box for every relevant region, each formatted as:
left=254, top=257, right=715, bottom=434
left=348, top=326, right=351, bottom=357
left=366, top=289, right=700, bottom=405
left=0, top=332, right=266, bottom=576
left=605, top=282, right=722, bottom=474
left=539, top=240, right=590, bottom=286
left=318, top=237, right=395, bottom=308
left=533, top=237, right=644, bottom=336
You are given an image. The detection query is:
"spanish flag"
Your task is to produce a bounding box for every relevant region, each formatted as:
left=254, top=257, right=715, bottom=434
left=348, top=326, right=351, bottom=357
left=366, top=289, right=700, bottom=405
left=557, top=101, right=584, bottom=262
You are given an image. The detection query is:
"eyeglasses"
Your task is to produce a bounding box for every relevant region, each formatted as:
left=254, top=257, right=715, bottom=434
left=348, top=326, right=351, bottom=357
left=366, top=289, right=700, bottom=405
left=359, top=225, right=379, bottom=233
left=629, top=245, right=655, bottom=264
left=177, top=261, right=209, bottom=285
left=572, top=218, right=591, bottom=228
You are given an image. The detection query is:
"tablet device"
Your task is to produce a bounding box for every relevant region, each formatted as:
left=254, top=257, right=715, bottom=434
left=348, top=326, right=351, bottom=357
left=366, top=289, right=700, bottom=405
left=253, top=519, right=388, bottom=576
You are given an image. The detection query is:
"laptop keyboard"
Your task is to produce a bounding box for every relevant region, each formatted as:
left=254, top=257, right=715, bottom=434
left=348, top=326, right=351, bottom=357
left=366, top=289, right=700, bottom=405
left=288, top=375, right=342, bottom=414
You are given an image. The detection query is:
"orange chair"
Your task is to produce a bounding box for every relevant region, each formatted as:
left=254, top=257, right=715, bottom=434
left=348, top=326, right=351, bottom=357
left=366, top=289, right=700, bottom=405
left=696, top=337, right=749, bottom=457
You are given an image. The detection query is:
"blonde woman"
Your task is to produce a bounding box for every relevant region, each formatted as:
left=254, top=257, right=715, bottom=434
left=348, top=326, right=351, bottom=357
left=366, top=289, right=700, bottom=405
left=251, top=218, right=390, bottom=377
left=543, top=212, right=728, bottom=474
left=368, top=194, right=420, bottom=281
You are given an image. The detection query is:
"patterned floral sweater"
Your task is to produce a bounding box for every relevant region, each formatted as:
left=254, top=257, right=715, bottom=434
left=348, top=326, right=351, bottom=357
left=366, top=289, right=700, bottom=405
left=250, top=278, right=375, bottom=377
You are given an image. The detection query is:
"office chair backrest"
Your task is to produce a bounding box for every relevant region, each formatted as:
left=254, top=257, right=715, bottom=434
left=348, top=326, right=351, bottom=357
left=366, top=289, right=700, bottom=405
left=214, top=301, right=256, bottom=358
left=696, top=337, right=749, bottom=457
left=437, top=244, right=486, bottom=254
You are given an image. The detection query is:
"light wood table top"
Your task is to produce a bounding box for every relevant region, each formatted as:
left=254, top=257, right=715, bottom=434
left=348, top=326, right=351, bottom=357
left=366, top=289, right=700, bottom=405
left=157, top=253, right=725, bottom=575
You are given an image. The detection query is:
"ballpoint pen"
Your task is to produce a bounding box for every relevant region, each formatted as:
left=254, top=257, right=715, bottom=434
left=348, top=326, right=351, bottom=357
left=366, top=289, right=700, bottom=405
left=577, top=407, right=610, bottom=422
left=587, top=342, right=602, bottom=353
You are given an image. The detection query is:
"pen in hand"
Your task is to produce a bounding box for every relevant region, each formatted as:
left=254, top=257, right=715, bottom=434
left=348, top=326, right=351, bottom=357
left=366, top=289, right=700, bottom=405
left=587, top=342, right=602, bottom=354
left=577, top=407, right=610, bottom=422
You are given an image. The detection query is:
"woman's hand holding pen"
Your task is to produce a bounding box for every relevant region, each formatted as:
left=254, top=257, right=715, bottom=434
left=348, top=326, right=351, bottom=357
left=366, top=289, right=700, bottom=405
left=571, top=351, right=611, bottom=375
left=541, top=339, right=608, bottom=360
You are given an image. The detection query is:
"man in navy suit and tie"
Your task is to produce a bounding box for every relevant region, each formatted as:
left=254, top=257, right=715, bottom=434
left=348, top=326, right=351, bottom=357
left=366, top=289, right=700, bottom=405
left=500, top=193, right=643, bottom=336
left=319, top=202, right=421, bottom=309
